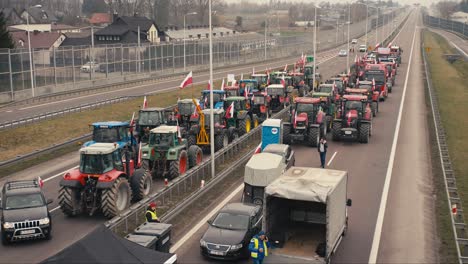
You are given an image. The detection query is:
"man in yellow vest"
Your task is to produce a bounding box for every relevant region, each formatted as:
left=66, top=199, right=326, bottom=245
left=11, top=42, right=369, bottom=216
left=145, top=202, right=160, bottom=223
left=248, top=231, right=270, bottom=264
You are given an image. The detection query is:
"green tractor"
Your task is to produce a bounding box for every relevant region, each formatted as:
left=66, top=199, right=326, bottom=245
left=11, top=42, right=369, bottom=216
left=141, top=125, right=203, bottom=179
left=136, top=107, right=173, bottom=143
left=224, top=96, right=259, bottom=136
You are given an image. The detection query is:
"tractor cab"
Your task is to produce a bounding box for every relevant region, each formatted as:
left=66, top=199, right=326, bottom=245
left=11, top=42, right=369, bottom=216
left=317, top=83, right=339, bottom=102
left=332, top=95, right=372, bottom=143
left=249, top=92, right=270, bottom=122
left=251, top=73, right=268, bottom=90
left=224, top=96, right=258, bottom=135
left=201, top=108, right=226, bottom=128
left=266, top=84, right=288, bottom=110
left=224, top=85, right=240, bottom=97
left=148, top=126, right=181, bottom=150
left=79, top=143, right=129, bottom=175
left=326, top=78, right=345, bottom=94
left=200, top=90, right=225, bottom=109
left=338, top=95, right=372, bottom=123
left=294, top=97, right=325, bottom=126
left=239, top=80, right=258, bottom=96
left=85, top=121, right=135, bottom=149
left=271, top=76, right=293, bottom=87
left=136, top=107, right=171, bottom=142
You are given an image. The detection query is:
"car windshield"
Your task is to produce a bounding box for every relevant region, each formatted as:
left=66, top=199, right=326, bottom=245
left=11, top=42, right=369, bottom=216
left=212, top=212, right=250, bottom=230
left=5, top=193, right=45, bottom=210
left=93, top=127, right=120, bottom=143
left=319, top=86, right=333, bottom=93
left=80, top=153, right=114, bottom=174
left=139, top=111, right=161, bottom=126
left=296, top=103, right=316, bottom=113
left=149, top=133, right=173, bottom=146
left=365, top=72, right=385, bottom=85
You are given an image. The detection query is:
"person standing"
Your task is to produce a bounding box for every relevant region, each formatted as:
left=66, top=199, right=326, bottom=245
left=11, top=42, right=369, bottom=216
left=318, top=137, right=328, bottom=168
left=249, top=231, right=270, bottom=264
left=145, top=202, right=160, bottom=223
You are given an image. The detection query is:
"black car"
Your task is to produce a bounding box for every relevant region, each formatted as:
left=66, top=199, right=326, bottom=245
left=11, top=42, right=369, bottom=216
left=0, top=180, right=53, bottom=244
left=200, top=203, right=262, bottom=260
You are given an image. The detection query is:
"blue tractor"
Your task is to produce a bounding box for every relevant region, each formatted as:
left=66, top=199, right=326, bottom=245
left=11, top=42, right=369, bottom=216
left=200, top=90, right=225, bottom=109
left=84, top=121, right=137, bottom=150
left=239, top=79, right=259, bottom=96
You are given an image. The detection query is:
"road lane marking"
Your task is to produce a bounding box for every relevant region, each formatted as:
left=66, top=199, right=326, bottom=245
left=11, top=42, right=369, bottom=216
left=50, top=206, right=61, bottom=213
left=327, top=151, right=338, bottom=166
left=170, top=183, right=244, bottom=253
left=368, top=13, right=418, bottom=264
left=450, top=41, right=468, bottom=58
left=43, top=166, right=78, bottom=183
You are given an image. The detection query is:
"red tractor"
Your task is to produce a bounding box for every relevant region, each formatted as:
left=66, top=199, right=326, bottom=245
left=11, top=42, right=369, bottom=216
left=59, top=143, right=152, bottom=218
left=266, top=84, right=289, bottom=111
left=364, top=64, right=388, bottom=101
left=332, top=95, right=373, bottom=143
left=283, top=97, right=327, bottom=147
left=353, top=79, right=380, bottom=117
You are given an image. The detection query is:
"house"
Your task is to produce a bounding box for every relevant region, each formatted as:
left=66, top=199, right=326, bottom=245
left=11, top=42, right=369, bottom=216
left=451, top=11, right=468, bottom=23
left=94, top=14, right=160, bottom=44
left=11, top=31, right=66, bottom=64
left=20, top=7, right=58, bottom=24
left=89, top=13, right=112, bottom=27
left=8, top=24, right=52, bottom=32
left=0, top=8, right=24, bottom=26
left=164, top=26, right=237, bottom=42
left=51, top=24, right=81, bottom=33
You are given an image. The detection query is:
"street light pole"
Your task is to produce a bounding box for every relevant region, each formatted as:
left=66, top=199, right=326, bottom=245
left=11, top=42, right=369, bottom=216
left=376, top=8, right=379, bottom=46
left=208, top=0, right=215, bottom=179
left=264, top=14, right=267, bottom=60
left=313, top=6, right=318, bottom=91
left=365, top=4, right=368, bottom=49
left=184, top=12, right=197, bottom=72
left=346, top=4, right=350, bottom=71
left=26, top=13, right=34, bottom=97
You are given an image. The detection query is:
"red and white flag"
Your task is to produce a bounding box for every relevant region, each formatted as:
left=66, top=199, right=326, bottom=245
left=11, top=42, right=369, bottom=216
left=254, top=143, right=262, bottom=154
left=137, top=142, right=142, bottom=168
left=240, top=73, right=244, bottom=80
left=129, top=112, right=136, bottom=131
left=176, top=120, right=182, bottom=139
left=293, top=110, right=298, bottom=127
left=245, top=86, right=249, bottom=99
left=281, top=76, right=286, bottom=87
left=143, top=96, right=148, bottom=109
left=251, top=93, right=255, bottom=102
left=252, top=67, right=255, bottom=75
left=204, top=96, right=208, bottom=106
left=220, top=78, right=225, bottom=90
left=225, top=102, right=234, bottom=118
left=207, top=79, right=211, bottom=90
left=180, top=71, right=193, bottom=89
left=38, top=176, right=44, bottom=188
left=372, top=78, right=376, bottom=88
left=283, top=64, right=288, bottom=72
left=266, top=69, right=270, bottom=84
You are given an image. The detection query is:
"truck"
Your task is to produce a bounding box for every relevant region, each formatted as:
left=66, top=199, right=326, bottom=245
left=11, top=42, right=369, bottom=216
left=263, top=167, right=352, bottom=264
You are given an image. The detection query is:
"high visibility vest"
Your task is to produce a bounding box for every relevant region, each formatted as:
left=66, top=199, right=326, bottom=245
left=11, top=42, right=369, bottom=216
left=250, top=238, right=268, bottom=259
left=146, top=210, right=158, bottom=221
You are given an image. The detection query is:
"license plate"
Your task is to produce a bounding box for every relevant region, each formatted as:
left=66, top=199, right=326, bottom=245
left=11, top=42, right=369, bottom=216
left=210, top=250, right=225, bottom=256
left=345, top=131, right=352, bottom=135
left=21, top=229, right=35, bottom=235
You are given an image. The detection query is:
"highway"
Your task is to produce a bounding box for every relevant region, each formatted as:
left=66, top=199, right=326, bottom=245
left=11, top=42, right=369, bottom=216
left=0, top=11, right=409, bottom=264
left=166, top=9, right=438, bottom=264
left=0, top=14, right=403, bottom=125
left=427, top=27, right=468, bottom=58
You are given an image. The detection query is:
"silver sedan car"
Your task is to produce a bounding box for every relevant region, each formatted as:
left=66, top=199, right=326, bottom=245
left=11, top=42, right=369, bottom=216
left=338, top=49, right=348, bottom=57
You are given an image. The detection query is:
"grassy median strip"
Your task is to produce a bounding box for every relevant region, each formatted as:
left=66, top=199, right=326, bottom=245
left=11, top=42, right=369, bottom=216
left=424, top=30, right=467, bottom=262
left=0, top=81, right=221, bottom=163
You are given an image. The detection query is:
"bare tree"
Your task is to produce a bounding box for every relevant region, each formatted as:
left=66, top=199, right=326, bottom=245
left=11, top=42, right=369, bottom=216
left=436, top=1, right=459, bottom=19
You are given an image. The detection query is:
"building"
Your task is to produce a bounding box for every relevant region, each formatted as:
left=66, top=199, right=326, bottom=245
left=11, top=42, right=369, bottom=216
left=164, top=26, right=237, bottom=42
left=51, top=24, right=81, bottom=34
left=8, top=24, right=52, bottom=32
left=94, top=15, right=160, bottom=44
left=451, top=11, right=468, bottom=23
left=89, top=13, right=112, bottom=27
left=20, top=7, right=58, bottom=24
left=0, top=8, right=24, bottom=26
left=11, top=31, right=66, bottom=64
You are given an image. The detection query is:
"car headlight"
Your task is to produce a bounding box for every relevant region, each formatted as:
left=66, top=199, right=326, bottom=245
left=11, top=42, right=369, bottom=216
left=231, top=243, right=243, bottom=250
left=39, top=217, right=50, bottom=225
left=200, top=239, right=207, bottom=247
left=3, top=222, right=14, bottom=229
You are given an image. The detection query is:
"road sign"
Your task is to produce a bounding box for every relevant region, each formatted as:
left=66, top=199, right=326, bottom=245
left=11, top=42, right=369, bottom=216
left=306, top=56, right=314, bottom=62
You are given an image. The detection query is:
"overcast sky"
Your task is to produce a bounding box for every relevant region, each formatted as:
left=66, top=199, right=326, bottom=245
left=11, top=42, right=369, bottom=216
left=225, top=0, right=438, bottom=7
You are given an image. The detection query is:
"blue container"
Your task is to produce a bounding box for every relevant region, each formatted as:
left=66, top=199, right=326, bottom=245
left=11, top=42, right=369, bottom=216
left=261, top=119, right=282, bottom=151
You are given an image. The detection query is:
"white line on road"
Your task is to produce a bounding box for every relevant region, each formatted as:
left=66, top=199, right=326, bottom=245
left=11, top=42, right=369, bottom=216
left=451, top=41, right=468, bottom=58
left=327, top=151, right=338, bottom=167
left=368, top=14, right=418, bottom=264
left=170, top=183, right=244, bottom=253
left=43, top=166, right=78, bottom=183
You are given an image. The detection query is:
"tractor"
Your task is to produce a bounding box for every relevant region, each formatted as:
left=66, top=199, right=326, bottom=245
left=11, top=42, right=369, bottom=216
left=140, top=125, right=203, bottom=179
left=175, top=99, right=199, bottom=136
left=84, top=121, right=135, bottom=148
left=353, top=79, right=380, bottom=117
left=224, top=85, right=241, bottom=97
left=288, top=72, right=310, bottom=96
left=316, top=83, right=339, bottom=102
left=251, top=73, right=269, bottom=90
left=187, top=100, right=233, bottom=152
left=136, top=108, right=172, bottom=143
left=303, top=63, right=321, bottom=89
left=239, top=79, right=258, bottom=97
left=332, top=95, right=372, bottom=143
left=326, top=77, right=346, bottom=95
left=266, top=84, right=288, bottom=111
left=224, top=96, right=259, bottom=136
left=311, top=91, right=337, bottom=130
left=58, top=143, right=152, bottom=218
left=200, top=90, right=225, bottom=109
left=271, top=75, right=297, bottom=104
left=283, top=97, right=327, bottom=147
left=248, top=91, right=271, bottom=123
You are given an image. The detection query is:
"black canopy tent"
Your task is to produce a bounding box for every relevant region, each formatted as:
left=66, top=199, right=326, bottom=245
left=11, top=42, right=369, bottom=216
left=41, top=225, right=176, bottom=264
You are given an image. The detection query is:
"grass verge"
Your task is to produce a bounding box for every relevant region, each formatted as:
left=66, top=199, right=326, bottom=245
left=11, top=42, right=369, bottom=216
left=423, top=29, right=468, bottom=262
left=0, top=81, right=221, bottom=163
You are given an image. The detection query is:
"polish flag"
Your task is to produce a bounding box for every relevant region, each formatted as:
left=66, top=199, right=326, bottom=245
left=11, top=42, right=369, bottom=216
left=281, top=76, right=286, bottom=87
left=176, top=120, right=182, bottom=139
left=254, top=143, right=262, bottom=154
left=207, top=79, right=211, bottom=90
left=143, top=96, right=148, bottom=109
left=137, top=142, right=142, bottom=168
left=251, top=93, right=255, bottom=102
left=283, top=64, right=288, bottom=72
left=225, top=102, right=234, bottom=118
left=38, top=176, right=44, bottom=188
left=240, top=73, right=244, bottom=80
left=129, top=112, right=136, bottom=132
left=266, top=69, right=270, bottom=84
left=245, top=86, right=249, bottom=99
left=204, top=96, right=208, bottom=107
left=220, top=78, right=225, bottom=90
left=252, top=67, right=255, bottom=75
left=180, top=71, right=193, bottom=89
left=293, top=110, right=298, bottom=127
left=192, top=105, right=199, bottom=118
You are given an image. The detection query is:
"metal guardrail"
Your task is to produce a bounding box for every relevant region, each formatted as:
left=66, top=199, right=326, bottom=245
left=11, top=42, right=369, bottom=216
left=105, top=107, right=288, bottom=234
left=423, top=14, right=468, bottom=40
left=422, top=32, right=468, bottom=264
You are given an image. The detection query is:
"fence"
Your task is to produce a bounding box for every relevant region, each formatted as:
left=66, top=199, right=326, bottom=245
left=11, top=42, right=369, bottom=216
left=423, top=14, right=468, bottom=40
left=422, top=31, right=468, bottom=264
left=0, top=11, right=401, bottom=104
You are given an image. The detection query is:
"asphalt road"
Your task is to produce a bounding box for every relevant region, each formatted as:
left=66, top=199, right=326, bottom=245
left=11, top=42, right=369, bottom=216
left=169, top=9, right=438, bottom=264
left=427, top=27, right=468, bottom=58
left=0, top=12, right=408, bottom=264
left=0, top=14, right=406, bottom=125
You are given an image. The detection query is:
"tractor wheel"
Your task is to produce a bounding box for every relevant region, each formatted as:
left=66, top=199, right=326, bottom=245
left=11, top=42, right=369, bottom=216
left=58, top=186, right=82, bottom=217
left=359, top=123, right=370, bottom=143
left=283, top=124, right=291, bottom=144
left=253, top=115, right=259, bottom=128
left=371, top=102, right=377, bottom=117
left=307, top=127, right=320, bottom=147
left=332, top=121, right=341, bottom=141
left=187, top=134, right=197, bottom=147
left=169, top=150, right=188, bottom=179
left=321, top=120, right=328, bottom=137
left=214, top=131, right=229, bottom=151
left=228, top=127, right=239, bottom=143
left=239, top=115, right=252, bottom=136
left=130, top=169, right=152, bottom=201
left=101, top=177, right=132, bottom=219
left=188, top=145, right=203, bottom=168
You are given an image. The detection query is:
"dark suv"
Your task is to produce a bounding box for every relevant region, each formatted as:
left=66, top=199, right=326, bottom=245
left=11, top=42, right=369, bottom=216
left=200, top=203, right=262, bottom=260
left=1, top=180, right=53, bottom=244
